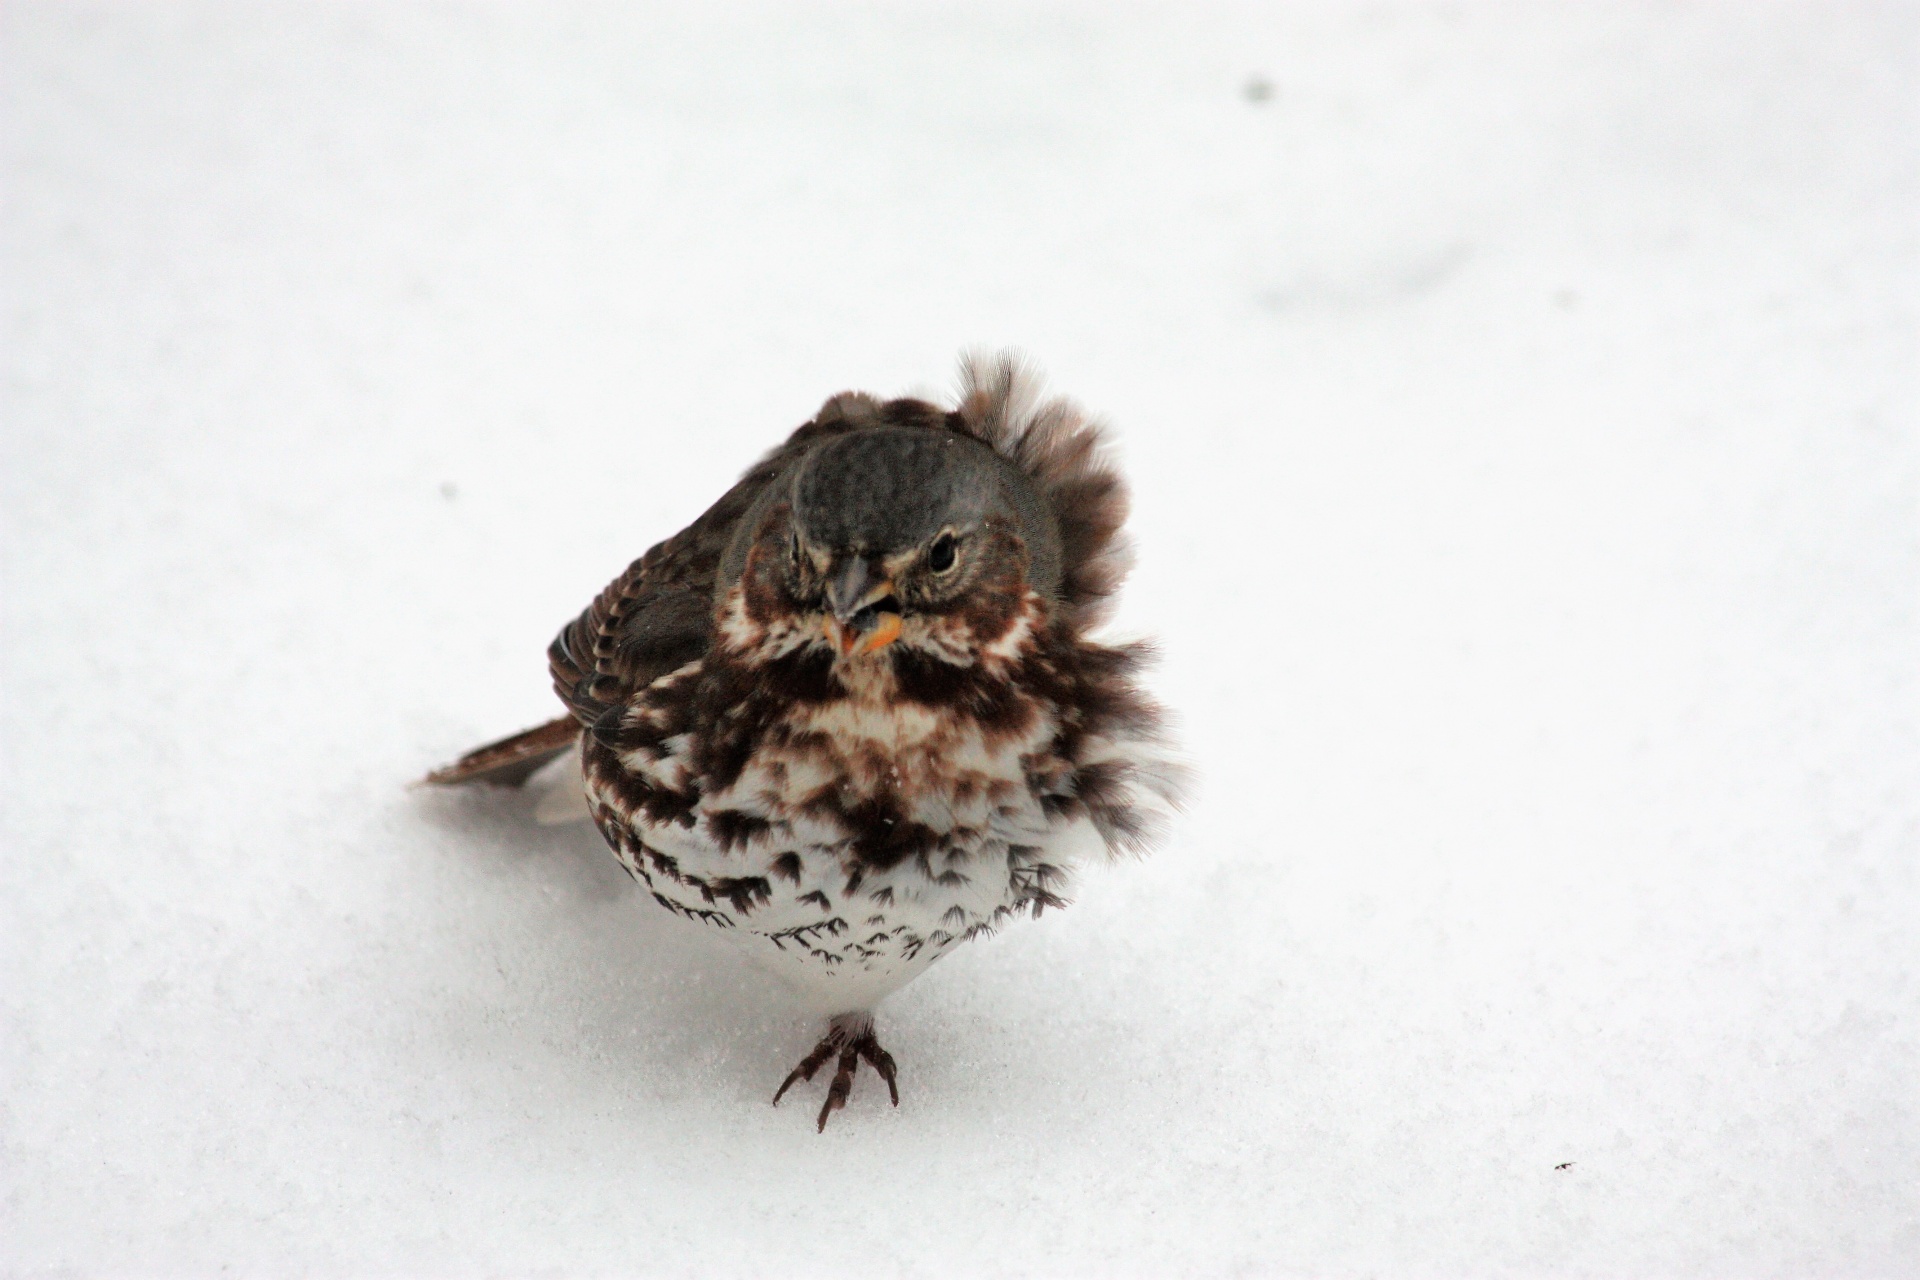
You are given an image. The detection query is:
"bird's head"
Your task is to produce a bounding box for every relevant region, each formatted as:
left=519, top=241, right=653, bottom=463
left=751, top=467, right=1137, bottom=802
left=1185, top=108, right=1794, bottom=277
left=765, top=426, right=1063, bottom=662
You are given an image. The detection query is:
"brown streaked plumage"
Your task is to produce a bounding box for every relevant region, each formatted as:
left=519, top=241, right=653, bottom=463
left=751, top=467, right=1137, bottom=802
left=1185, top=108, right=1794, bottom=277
left=426, top=354, right=1181, bottom=1131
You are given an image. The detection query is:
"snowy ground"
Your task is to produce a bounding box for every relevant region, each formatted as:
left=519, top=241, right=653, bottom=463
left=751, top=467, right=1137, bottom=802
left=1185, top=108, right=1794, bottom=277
left=4, top=3, right=1915, bottom=1276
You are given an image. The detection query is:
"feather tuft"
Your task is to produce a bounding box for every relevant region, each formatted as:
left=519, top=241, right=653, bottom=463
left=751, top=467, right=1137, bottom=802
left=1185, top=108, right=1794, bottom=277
left=952, top=351, right=1135, bottom=631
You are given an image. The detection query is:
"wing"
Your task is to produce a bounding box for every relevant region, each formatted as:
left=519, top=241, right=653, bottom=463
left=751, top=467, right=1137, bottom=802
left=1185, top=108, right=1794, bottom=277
left=423, top=389, right=953, bottom=788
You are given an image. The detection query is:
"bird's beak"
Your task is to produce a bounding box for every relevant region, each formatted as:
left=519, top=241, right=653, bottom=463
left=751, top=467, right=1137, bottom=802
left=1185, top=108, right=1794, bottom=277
left=827, top=611, right=902, bottom=658
left=823, top=558, right=902, bottom=658
left=824, top=558, right=875, bottom=622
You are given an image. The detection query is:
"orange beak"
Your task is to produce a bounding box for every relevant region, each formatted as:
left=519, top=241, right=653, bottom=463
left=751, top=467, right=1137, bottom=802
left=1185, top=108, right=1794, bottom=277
left=825, top=611, right=902, bottom=658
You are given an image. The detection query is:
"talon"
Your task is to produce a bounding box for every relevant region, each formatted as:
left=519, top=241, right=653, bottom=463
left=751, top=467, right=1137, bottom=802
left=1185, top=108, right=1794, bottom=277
left=772, top=1037, right=837, bottom=1107
left=858, top=1038, right=900, bottom=1107
left=776, top=1018, right=902, bottom=1131
left=815, top=1046, right=859, bottom=1132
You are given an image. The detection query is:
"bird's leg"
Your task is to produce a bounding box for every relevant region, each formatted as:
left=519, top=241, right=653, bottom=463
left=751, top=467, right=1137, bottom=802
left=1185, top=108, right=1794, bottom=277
left=771, top=1011, right=901, bottom=1131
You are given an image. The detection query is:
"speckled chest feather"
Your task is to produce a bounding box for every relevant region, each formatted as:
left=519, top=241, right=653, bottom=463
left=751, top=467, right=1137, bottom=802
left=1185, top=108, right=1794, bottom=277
left=579, top=585, right=1160, bottom=1011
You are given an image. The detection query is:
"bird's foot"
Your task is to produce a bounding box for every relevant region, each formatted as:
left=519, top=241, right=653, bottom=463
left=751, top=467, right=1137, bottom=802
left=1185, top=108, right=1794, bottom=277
left=772, top=1012, right=899, bottom=1132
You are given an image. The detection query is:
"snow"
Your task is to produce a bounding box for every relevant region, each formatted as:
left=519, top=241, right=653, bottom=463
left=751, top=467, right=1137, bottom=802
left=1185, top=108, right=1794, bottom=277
left=3, top=2, right=1915, bottom=1275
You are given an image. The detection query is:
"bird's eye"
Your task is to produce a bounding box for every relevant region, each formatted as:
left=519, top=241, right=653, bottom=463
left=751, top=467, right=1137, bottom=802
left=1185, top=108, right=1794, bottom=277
left=927, top=532, right=958, bottom=574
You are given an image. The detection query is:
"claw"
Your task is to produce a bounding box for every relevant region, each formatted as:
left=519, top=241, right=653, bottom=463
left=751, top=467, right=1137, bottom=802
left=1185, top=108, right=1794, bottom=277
left=772, top=1016, right=902, bottom=1131
left=857, top=1038, right=900, bottom=1106
left=772, top=1037, right=837, bottom=1107
left=816, top=1046, right=859, bottom=1132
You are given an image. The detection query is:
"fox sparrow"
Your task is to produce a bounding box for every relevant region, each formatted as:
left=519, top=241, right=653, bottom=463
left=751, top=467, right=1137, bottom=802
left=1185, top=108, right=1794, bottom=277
left=426, top=355, right=1180, bottom=1130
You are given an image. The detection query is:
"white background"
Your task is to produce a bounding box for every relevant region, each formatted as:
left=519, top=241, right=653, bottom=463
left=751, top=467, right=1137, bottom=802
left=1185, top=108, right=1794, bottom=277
left=4, top=3, right=1915, bottom=1275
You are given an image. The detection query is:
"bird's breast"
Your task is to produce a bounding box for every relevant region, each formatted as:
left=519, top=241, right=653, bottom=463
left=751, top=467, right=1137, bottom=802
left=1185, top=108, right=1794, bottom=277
left=583, top=647, right=1074, bottom=917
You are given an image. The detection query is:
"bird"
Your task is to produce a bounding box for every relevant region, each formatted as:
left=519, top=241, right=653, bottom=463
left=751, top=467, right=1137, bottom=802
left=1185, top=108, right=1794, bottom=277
left=424, top=354, right=1181, bottom=1131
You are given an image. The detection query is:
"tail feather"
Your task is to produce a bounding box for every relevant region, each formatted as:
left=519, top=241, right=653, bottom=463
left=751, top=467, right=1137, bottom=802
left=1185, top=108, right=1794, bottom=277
left=421, top=715, right=580, bottom=787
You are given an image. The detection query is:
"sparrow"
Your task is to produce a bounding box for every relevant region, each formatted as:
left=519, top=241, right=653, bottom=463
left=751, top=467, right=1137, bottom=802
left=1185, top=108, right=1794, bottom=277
left=425, top=354, right=1181, bottom=1131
